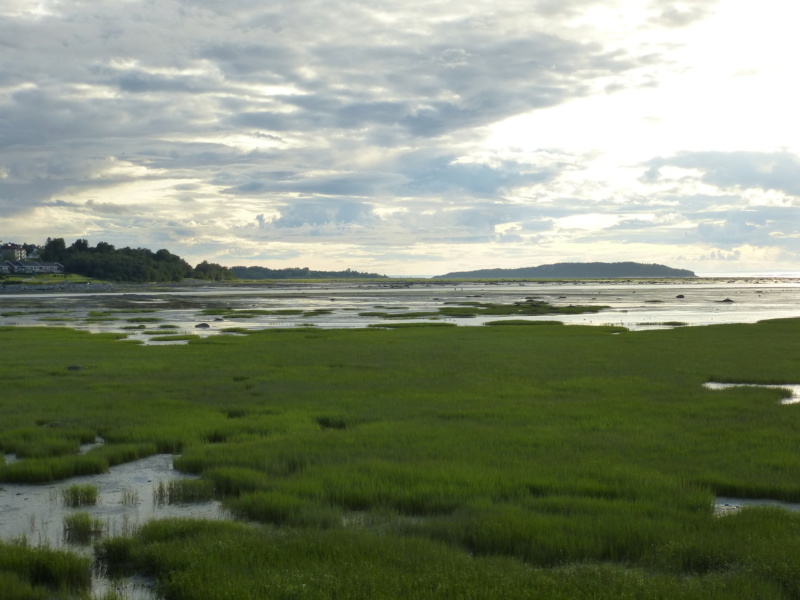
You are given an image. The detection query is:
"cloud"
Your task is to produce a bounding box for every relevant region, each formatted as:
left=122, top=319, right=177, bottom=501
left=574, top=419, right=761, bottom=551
left=270, top=200, right=376, bottom=229
left=643, top=151, right=800, bottom=197
left=397, top=156, right=559, bottom=197
left=648, top=0, right=720, bottom=28
left=689, top=207, right=800, bottom=250
left=0, top=0, right=796, bottom=274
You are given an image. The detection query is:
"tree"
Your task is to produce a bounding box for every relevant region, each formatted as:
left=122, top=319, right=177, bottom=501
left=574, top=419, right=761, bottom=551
left=69, top=239, right=89, bottom=253
left=193, top=261, right=235, bottom=281
left=95, top=241, right=115, bottom=253
left=41, top=237, right=67, bottom=262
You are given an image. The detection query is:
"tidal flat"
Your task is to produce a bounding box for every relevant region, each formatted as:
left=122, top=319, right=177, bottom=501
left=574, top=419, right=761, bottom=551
left=2, top=285, right=800, bottom=598
left=2, top=277, right=800, bottom=340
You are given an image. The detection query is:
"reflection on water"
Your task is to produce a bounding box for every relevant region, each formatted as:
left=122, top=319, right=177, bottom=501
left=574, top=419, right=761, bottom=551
left=0, top=454, right=228, bottom=546
left=703, top=382, right=800, bottom=404
left=0, top=453, right=229, bottom=599
left=716, top=496, right=800, bottom=516
left=2, top=279, right=800, bottom=338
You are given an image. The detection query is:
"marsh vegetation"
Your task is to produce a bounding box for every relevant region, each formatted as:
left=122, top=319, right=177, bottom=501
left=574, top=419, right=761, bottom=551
left=2, top=315, right=800, bottom=598
left=61, top=484, right=98, bottom=507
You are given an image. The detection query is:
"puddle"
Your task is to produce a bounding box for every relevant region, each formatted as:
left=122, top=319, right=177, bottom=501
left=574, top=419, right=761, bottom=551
left=715, top=496, right=800, bottom=516
left=91, top=573, right=158, bottom=600
left=0, top=453, right=230, bottom=599
left=703, top=382, right=800, bottom=404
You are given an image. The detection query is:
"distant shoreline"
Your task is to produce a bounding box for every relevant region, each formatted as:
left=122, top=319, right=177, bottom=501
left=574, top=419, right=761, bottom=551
left=2, top=275, right=800, bottom=296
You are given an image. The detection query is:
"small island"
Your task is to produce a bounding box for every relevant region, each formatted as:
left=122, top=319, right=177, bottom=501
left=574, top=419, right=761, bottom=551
left=434, top=261, right=696, bottom=279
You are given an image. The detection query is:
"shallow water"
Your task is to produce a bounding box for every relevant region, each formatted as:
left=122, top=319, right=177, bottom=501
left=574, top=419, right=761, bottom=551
left=0, top=453, right=229, bottom=599
left=703, top=382, right=800, bottom=404
left=715, top=496, right=800, bottom=516
left=0, top=454, right=227, bottom=546
left=2, top=278, right=800, bottom=339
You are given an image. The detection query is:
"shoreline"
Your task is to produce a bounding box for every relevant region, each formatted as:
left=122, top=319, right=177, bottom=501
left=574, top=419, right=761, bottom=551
left=2, top=275, right=800, bottom=296
left=0, top=281, right=116, bottom=294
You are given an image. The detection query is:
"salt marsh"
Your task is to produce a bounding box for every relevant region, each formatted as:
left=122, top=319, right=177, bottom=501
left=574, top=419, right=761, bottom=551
left=4, top=282, right=800, bottom=599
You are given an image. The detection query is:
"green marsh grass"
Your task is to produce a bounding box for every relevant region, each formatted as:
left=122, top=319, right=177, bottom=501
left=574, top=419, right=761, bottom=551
left=5, top=320, right=800, bottom=596
left=0, top=425, right=90, bottom=466
left=0, top=454, right=109, bottom=483
left=146, top=335, right=196, bottom=342
left=220, top=327, right=250, bottom=334
left=61, top=484, right=98, bottom=507
left=368, top=322, right=456, bottom=328
left=362, top=299, right=606, bottom=320
left=121, top=488, right=140, bottom=506
left=153, top=479, right=215, bottom=504
left=484, top=319, right=564, bottom=326
left=62, top=512, right=104, bottom=544
left=0, top=539, right=91, bottom=595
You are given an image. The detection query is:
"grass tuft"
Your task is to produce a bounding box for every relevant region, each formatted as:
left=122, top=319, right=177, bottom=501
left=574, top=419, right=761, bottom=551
left=61, top=483, right=98, bottom=507
left=62, top=512, right=105, bottom=544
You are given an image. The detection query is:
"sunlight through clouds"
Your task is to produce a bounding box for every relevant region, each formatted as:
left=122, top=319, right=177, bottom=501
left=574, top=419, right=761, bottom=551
left=0, top=0, right=798, bottom=275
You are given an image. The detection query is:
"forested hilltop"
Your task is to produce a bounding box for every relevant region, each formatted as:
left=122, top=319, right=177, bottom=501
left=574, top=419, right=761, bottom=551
left=7, top=237, right=387, bottom=282
left=230, top=266, right=387, bottom=279
left=435, top=262, right=696, bottom=279
left=39, top=238, right=233, bottom=282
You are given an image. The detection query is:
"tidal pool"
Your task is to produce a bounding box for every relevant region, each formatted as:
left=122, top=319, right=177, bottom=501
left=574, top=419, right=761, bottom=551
left=0, top=452, right=229, bottom=599
left=703, top=382, right=800, bottom=404
left=715, top=496, right=800, bottom=516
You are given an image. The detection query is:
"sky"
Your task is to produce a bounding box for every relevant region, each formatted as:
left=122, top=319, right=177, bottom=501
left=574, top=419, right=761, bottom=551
left=1, top=0, right=799, bottom=276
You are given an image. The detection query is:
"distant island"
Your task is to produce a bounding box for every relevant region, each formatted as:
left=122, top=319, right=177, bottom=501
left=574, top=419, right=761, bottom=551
left=434, top=262, right=696, bottom=279
left=230, top=266, right=388, bottom=280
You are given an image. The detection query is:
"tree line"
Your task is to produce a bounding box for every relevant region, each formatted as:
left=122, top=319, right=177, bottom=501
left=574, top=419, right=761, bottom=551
left=22, top=238, right=385, bottom=283
left=39, top=238, right=234, bottom=282
left=230, top=266, right=387, bottom=280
